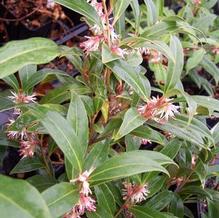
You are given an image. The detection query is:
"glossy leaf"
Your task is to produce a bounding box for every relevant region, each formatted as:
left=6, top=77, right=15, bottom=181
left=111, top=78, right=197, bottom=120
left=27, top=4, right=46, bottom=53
left=67, top=92, right=89, bottom=154
left=27, top=175, right=57, bottom=192
left=55, top=0, right=102, bottom=27
left=0, top=175, right=51, bottom=218
left=2, top=74, right=19, bottom=91
left=94, top=184, right=116, bottom=215
left=164, top=36, right=184, bottom=92
left=114, top=108, right=145, bottom=140
left=85, top=141, right=110, bottom=169
left=19, top=64, right=37, bottom=92
left=10, top=156, right=45, bottom=174
left=130, top=206, right=171, bottom=218
left=30, top=107, right=83, bottom=172
left=144, top=0, right=158, bottom=26
left=113, top=0, right=132, bottom=24
left=0, top=38, right=60, bottom=79
left=186, top=48, right=205, bottom=73
left=89, top=150, right=174, bottom=185
left=106, top=59, right=151, bottom=101
left=42, top=183, right=79, bottom=218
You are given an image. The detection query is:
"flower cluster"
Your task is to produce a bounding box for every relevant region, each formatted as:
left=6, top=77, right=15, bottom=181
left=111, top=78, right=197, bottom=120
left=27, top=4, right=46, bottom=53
left=6, top=90, right=38, bottom=158
left=64, top=169, right=96, bottom=218
left=212, top=47, right=219, bottom=55
left=122, top=182, right=149, bottom=204
left=138, top=96, right=179, bottom=124
left=81, top=0, right=126, bottom=57
left=193, top=0, right=201, bottom=5
left=9, top=91, right=37, bottom=104
left=7, top=119, right=39, bottom=158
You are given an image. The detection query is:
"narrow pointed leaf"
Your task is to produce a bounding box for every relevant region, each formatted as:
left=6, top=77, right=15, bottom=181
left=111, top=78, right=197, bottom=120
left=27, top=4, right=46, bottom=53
left=90, top=150, right=174, bottom=185
left=31, top=107, right=83, bottom=172
left=67, top=92, right=89, bottom=154
left=42, top=183, right=79, bottom=218
left=106, top=60, right=151, bottom=100
left=55, top=0, right=102, bottom=27
left=0, top=175, right=51, bottom=218
left=113, top=0, right=132, bottom=24
left=164, top=36, right=184, bottom=92
left=114, top=108, right=145, bottom=140
left=0, top=38, right=60, bottom=79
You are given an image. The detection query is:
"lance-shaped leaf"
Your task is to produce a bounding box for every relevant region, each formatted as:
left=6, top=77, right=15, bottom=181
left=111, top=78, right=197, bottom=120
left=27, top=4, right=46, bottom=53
left=89, top=150, right=175, bottom=185
left=0, top=38, right=60, bottom=79
left=144, top=0, right=158, bottom=26
left=130, top=206, right=173, bottom=218
left=148, top=115, right=214, bottom=148
left=164, top=36, right=184, bottom=92
left=55, top=0, right=102, bottom=27
left=113, top=0, right=132, bottom=25
left=106, top=59, right=151, bottom=101
left=42, top=183, right=79, bottom=218
left=31, top=106, right=83, bottom=172
left=10, top=156, right=45, bottom=174
left=0, top=175, right=51, bottom=218
left=67, top=92, right=89, bottom=154
left=113, top=108, right=145, bottom=140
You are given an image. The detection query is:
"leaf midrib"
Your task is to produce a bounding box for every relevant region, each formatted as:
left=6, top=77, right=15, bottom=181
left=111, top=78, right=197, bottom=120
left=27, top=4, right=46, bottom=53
left=0, top=44, right=57, bottom=65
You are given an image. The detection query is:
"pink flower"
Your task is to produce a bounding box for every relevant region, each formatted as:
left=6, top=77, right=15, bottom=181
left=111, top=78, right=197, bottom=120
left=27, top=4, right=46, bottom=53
left=19, top=137, right=38, bottom=158
left=9, top=91, right=37, bottom=104
left=212, top=47, right=219, bottom=55
left=122, top=182, right=149, bottom=204
left=7, top=127, right=28, bottom=140
left=79, top=193, right=96, bottom=212
left=193, top=0, right=201, bottom=5
left=63, top=194, right=96, bottom=218
left=47, top=0, right=55, bottom=8
left=70, top=168, right=94, bottom=196
left=87, top=0, right=103, bottom=17
left=138, top=96, right=179, bottom=123
left=80, top=36, right=102, bottom=54
left=141, top=138, right=152, bottom=145
left=111, top=45, right=127, bottom=58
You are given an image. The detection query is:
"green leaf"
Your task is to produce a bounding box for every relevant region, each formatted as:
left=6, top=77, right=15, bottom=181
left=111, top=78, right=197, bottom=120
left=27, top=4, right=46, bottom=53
left=67, top=92, right=89, bottom=154
left=148, top=115, right=214, bottom=148
left=2, top=74, right=19, bottom=91
left=102, top=43, right=120, bottom=64
left=146, top=190, right=173, bottom=211
left=113, top=0, right=132, bottom=25
left=0, top=175, right=51, bottom=218
left=24, top=69, right=70, bottom=93
left=94, top=184, right=116, bottom=215
left=131, top=125, right=166, bottom=145
left=0, top=38, right=60, bottom=79
left=186, top=48, right=205, bottom=73
left=30, top=107, right=83, bottom=172
left=55, top=0, right=102, bottom=27
left=42, top=183, right=79, bottom=218
left=10, top=156, right=45, bottom=174
left=89, top=150, right=174, bottom=185
left=201, top=56, right=219, bottom=84
left=164, top=36, right=184, bottom=92
left=85, top=141, right=110, bottom=169
left=144, top=0, right=158, bottom=26
left=19, top=64, right=37, bottom=92
left=130, top=206, right=170, bottom=218
left=170, top=194, right=184, bottom=218
left=27, top=175, right=57, bottom=192
left=106, top=59, right=151, bottom=101
left=192, top=95, right=219, bottom=114
left=114, top=108, right=145, bottom=140
left=161, top=139, right=183, bottom=159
